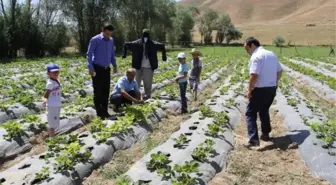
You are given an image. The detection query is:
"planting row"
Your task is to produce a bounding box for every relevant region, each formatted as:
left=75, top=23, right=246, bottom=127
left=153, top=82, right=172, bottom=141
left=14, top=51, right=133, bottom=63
left=120, top=70, right=248, bottom=185
left=286, top=58, right=336, bottom=78
left=281, top=63, right=336, bottom=104
left=281, top=58, right=336, bottom=90
left=0, top=56, right=215, bottom=123
left=294, top=57, right=336, bottom=72
left=0, top=57, right=224, bottom=164
left=0, top=58, right=234, bottom=185
left=276, top=81, right=336, bottom=184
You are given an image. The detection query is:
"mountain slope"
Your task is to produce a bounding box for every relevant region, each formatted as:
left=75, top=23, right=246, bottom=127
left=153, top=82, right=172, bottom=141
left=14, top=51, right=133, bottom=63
left=179, top=0, right=336, bottom=45
left=179, top=0, right=335, bottom=24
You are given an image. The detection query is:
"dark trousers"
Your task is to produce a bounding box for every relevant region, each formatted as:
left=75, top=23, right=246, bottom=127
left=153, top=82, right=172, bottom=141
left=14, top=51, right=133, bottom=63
left=179, top=82, right=188, bottom=113
left=110, top=90, right=136, bottom=107
left=92, top=64, right=110, bottom=118
left=246, top=86, right=277, bottom=144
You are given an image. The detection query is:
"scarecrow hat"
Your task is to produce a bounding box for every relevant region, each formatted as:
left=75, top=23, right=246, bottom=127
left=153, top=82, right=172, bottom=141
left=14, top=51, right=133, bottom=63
left=190, top=48, right=202, bottom=56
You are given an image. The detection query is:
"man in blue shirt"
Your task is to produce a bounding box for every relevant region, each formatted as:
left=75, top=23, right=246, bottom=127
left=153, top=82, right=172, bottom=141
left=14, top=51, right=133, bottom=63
left=110, top=68, right=143, bottom=111
left=87, top=24, right=118, bottom=120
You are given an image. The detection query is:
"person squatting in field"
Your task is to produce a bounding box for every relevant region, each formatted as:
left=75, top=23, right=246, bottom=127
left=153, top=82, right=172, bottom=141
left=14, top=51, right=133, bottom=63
left=110, top=68, right=144, bottom=112
left=87, top=24, right=118, bottom=120
left=243, top=37, right=283, bottom=148
left=43, top=63, right=61, bottom=137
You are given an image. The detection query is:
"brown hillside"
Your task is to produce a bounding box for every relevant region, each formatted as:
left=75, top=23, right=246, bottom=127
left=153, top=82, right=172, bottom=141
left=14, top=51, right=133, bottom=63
left=179, top=0, right=336, bottom=45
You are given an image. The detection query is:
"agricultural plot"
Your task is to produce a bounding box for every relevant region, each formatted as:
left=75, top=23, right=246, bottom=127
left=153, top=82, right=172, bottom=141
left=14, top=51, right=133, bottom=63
left=0, top=49, right=335, bottom=185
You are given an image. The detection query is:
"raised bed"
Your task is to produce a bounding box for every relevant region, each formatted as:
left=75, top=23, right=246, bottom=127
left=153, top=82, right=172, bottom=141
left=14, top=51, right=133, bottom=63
left=281, top=64, right=336, bottom=104
left=276, top=79, right=336, bottom=184
left=0, top=57, right=232, bottom=185
left=123, top=80, right=246, bottom=185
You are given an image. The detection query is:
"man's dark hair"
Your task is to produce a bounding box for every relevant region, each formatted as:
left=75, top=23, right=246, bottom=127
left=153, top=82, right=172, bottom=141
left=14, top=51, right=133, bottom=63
left=246, top=37, right=261, bottom=47
left=103, top=24, right=114, bottom=31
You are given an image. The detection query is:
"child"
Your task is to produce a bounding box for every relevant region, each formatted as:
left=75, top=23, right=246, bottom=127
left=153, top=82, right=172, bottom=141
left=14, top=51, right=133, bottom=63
left=43, top=64, right=61, bottom=137
left=189, top=48, right=202, bottom=100
left=175, top=53, right=189, bottom=114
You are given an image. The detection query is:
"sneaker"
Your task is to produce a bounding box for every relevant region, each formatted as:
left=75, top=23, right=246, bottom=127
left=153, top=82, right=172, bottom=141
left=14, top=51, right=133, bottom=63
left=260, top=135, right=272, bottom=142
left=243, top=141, right=260, bottom=148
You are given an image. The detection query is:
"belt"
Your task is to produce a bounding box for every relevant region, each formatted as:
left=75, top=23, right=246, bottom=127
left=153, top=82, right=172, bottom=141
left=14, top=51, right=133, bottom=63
left=93, top=64, right=110, bottom=70
left=254, top=86, right=277, bottom=89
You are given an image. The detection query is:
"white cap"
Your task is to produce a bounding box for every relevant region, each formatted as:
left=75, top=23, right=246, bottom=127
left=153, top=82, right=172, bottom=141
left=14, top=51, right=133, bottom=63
left=177, top=52, right=186, bottom=59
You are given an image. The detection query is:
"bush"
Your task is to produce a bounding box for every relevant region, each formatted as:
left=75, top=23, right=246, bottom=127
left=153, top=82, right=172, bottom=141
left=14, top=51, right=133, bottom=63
left=273, top=36, right=286, bottom=47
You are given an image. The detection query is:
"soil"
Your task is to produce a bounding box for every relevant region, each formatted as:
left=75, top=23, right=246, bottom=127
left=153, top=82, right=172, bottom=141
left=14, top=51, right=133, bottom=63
left=208, top=110, right=330, bottom=185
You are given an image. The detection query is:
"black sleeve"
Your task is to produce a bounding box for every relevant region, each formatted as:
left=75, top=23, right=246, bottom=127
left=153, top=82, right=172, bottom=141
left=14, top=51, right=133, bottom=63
left=154, top=41, right=167, bottom=62
left=122, top=41, right=135, bottom=58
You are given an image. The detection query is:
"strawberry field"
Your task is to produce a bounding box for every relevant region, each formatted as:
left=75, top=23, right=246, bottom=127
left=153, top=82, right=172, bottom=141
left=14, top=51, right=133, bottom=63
left=0, top=48, right=335, bottom=185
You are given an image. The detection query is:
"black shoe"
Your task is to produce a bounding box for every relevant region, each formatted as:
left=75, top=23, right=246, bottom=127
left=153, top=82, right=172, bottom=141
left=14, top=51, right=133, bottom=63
left=181, top=110, right=188, bottom=115
left=243, top=141, right=260, bottom=148
left=260, top=135, right=272, bottom=142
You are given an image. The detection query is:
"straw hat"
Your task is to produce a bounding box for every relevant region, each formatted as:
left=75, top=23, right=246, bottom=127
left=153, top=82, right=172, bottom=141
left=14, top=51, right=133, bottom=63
left=190, top=48, right=202, bottom=56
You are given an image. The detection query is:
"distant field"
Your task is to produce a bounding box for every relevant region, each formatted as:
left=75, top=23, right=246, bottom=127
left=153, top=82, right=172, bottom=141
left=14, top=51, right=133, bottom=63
left=192, top=24, right=336, bottom=46
left=196, top=46, right=335, bottom=58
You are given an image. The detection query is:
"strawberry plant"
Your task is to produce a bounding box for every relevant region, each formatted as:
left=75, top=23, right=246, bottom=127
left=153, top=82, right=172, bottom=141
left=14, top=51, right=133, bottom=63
left=173, top=160, right=199, bottom=174
left=219, top=85, right=230, bottom=95
left=126, top=104, right=155, bottom=122
left=89, top=117, right=105, bottom=133
left=22, top=114, right=41, bottom=123
left=287, top=98, right=297, bottom=107
left=192, top=139, right=215, bottom=162
left=226, top=98, right=234, bottom=107
left=2, top=121, right=26, bottom=140
left=34, top=167, right=50, bottom=182
left=206, top=123, right=225, bottom=137
left=214, top=112, right=229, bottom=125
left=309, top=120, right=336, bottom=150
left=171, top=173, right=197, bottom=185
left=146, top=152, right=171, bottom=172
left=55, top=141, right=92, bottom=172
left=200, top=106, right=214, bottom=117
left=173, top=134, right=190, bottom=148
left=165, top=85, right=179, bottom=99
left=46, top=134, right=79, bottom=158
left=115, top=175, right=133, bottom=185
left=234, top=84, right=244, bottom=95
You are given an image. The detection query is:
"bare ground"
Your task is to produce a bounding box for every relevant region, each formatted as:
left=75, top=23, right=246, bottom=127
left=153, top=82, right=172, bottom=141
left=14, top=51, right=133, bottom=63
left=208, top=111, right=329, bottom=185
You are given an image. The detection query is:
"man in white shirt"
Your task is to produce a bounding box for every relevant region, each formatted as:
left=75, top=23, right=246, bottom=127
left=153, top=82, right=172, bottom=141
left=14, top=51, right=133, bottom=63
left=244, top=37, right=283, bottom=147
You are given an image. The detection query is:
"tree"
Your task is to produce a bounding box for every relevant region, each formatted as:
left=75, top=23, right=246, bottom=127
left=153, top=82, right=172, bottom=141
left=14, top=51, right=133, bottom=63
left=199, top=9, right=218, bottom=45
left=225, top=25, right=242, bottom=44
left=273, top=35, right=286, bottom=47
left=167, top=16, right=182, bottom=47
left=167, top=6, right=195, bottom=47
left=0, top=15, right=8, bottom=58
left=215, top=14, right=231, bottom=44
left=1, top=0, right=21, bottom=58
left=150, top=0, right=175, bottom=42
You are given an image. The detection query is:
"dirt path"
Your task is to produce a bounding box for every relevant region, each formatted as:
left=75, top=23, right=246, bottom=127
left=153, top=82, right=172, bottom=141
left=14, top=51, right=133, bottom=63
left=208, top=110, right=329, bottom=185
